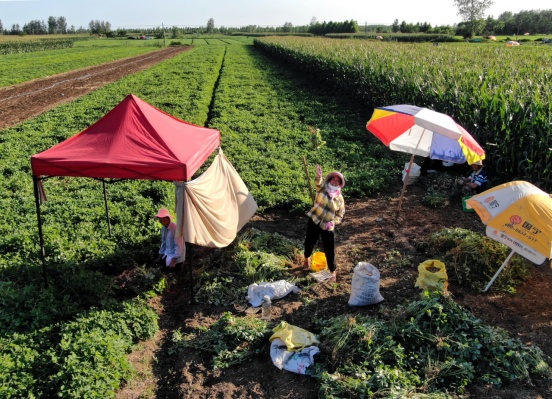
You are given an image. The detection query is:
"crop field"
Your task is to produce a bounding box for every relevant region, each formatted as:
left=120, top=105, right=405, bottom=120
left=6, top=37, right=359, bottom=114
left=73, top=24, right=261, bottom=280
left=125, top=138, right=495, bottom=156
left=0, top=34, right=91, bottom=41
left=255, top=37, right=552, bottom=189
left=1, top=37, right=551, bottom=398
left=0, top=42, right=165, bottom=87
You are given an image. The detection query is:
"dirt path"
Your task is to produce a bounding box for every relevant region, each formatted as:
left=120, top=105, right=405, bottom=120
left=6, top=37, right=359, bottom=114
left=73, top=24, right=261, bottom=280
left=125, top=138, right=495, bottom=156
left=0, top=45, right=190, bottom=130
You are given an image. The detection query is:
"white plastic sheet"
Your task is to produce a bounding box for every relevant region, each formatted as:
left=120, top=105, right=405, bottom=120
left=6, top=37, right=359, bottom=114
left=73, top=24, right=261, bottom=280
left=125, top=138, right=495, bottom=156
left=246, top=280, right=300, bottom=307
left=270, top=338, right=319, bottom=374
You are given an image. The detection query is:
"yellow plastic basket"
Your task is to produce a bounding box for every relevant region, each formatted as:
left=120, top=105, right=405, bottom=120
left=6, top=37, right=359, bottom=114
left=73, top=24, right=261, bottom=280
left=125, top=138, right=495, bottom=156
left=311, top=252, right=328, bottom=272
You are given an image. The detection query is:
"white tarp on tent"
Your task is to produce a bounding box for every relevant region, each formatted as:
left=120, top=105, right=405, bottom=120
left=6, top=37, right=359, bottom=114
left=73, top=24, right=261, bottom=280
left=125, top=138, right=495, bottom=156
left=174, top=149, right=258, bottom=248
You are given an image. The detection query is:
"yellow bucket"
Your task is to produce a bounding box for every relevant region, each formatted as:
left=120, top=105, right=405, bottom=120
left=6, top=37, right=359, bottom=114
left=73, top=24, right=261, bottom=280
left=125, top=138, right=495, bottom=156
left=311, top=252, right=328, bottom=272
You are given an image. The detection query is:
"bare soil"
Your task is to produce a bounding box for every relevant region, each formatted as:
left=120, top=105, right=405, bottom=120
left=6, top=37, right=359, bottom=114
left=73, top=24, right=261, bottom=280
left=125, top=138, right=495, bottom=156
left=123, top=184, right=552, bottom=399
left=0, top=45, right=190, bottom=131
left=2, top=51, right=551, bottom=398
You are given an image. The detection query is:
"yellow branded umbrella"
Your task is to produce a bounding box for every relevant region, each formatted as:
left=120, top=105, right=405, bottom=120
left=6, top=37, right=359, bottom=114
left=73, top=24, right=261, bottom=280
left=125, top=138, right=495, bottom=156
left=466, top=181, right=552, bottom=291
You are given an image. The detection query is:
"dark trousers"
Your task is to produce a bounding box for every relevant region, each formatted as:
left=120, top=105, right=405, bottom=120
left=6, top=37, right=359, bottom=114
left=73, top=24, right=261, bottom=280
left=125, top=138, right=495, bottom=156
left=304, top=218, right=336, bottom=272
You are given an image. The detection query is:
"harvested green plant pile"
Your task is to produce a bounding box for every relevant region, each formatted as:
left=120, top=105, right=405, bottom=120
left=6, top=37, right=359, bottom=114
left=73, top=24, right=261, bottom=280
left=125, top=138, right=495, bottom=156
left=195, top=228, right=302, bottom=306
left=422, top=228, right=531, bottom=292
left=314, top=291, right=550, bottom=398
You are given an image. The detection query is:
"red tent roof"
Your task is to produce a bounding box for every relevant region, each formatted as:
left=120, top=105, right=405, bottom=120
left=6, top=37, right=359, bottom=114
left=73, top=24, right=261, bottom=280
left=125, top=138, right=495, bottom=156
left=31, top=94, right=220, bottom=181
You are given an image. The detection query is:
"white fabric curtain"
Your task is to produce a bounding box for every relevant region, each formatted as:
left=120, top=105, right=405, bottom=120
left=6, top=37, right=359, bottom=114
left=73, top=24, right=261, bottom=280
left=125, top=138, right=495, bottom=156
left=174, top=149, right=258, bottom=248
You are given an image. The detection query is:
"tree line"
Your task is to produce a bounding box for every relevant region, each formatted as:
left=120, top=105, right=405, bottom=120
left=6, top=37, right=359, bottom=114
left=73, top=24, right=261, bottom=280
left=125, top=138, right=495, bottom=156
left=0, top=17, right=111, bottom=36
left=201, top=9, right=551, bottom=37
left=391, top=9, right=552, bottom=37
left=0, top=8, right=550, bottom=38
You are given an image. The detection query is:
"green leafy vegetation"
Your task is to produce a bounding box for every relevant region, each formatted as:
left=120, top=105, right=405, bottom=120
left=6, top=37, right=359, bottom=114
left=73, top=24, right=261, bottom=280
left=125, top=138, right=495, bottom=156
left=0, top=38, right=75, bottom=55
left=254, top=37, right=552, bottom=190
left=195, top=228, right=300, bottom=306
left=0, top=41, right=161, bottom=87
left=421, top=187, right=450, bottom=209
left=170, top=312, right=270, bottom=370
left=314, top=291, right=550, bottom=398
left=210, top=43, right=396, bottom=210
left=0, top=298, right=158, bottom=399
left=422, top=228, right=531, bottom=292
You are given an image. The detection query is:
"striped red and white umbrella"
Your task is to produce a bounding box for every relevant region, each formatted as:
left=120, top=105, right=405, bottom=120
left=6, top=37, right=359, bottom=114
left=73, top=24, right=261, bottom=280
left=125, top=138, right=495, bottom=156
left=366, top=104, right=485, bottom=214
left=366, top=104, right=485, bottom=165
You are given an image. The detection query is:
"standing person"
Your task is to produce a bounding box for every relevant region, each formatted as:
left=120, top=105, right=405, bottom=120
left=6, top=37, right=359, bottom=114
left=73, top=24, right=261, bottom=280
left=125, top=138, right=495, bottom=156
left=153, top=208, right=185, bottom=272
left=303, top=164, right=345, bottom=282
left=459, top=160, right=488, bottom=195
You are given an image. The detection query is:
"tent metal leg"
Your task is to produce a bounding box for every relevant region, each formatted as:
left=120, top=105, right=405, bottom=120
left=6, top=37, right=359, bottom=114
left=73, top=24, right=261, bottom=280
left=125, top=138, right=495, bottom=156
left=102, top=180, right=112, bottom=237
left=33, top=176, right=48, bottom=286
left=189, top=245, right=194, bottom=304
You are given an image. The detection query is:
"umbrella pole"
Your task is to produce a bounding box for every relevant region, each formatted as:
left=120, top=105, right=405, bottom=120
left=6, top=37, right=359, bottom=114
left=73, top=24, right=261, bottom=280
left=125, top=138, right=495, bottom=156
left=397, top=153, right=416, bottom=214
left=396, top=129, right=425, bottom=216
left=483, top=250, right=515, bottom=292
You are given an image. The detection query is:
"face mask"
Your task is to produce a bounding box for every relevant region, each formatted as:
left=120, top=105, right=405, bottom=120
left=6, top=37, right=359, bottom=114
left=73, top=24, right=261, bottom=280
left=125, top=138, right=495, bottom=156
left=328, top=183, right=340, bottom=191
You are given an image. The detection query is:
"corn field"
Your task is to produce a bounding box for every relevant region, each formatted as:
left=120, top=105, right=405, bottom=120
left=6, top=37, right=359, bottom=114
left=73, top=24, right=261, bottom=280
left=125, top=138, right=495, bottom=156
left=0, top=38, right=75, bottom=55
left=255, top=37, right=552, bottom=189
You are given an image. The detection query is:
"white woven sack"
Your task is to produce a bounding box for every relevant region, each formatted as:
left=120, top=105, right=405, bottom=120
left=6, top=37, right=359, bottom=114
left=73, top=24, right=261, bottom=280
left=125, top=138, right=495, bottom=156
left=402, top=162, right=421, bottom=186
left=348, top=262, right=384, bottom=306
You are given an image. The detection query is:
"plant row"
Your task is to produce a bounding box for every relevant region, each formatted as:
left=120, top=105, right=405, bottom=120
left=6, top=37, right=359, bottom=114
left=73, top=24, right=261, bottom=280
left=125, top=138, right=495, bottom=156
left=327, top=33, right=460, bottom=42
left=209, top=42, right=396, bottom=210
left=0, top=38, right=75, bottom=55
left=0, top=46, right=229, bottom=398
left=254, top=37, right=552, bottom=190
left=0, top=44, right=228, bottom=397
left=1, top=298, right=158, bottom=399
left=0, top=44, right=159, bottom=87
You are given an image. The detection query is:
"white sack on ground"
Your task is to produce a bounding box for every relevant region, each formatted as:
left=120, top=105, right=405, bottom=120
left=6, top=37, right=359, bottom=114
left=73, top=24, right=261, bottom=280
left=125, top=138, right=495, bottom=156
left=174, top=149, right=258, bottom=247
left=247, top=280, right=300, bottom=307
left=402, top=162, right=421, bottom=186
left=348, top=262, right=384, bottom=306
left=270, top=338, right=320, bottom=374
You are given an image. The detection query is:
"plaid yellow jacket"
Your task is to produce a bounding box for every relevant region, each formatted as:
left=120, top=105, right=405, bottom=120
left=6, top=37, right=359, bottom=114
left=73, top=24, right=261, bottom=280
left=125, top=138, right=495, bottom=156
left=306, top=177, right=345, bottom=230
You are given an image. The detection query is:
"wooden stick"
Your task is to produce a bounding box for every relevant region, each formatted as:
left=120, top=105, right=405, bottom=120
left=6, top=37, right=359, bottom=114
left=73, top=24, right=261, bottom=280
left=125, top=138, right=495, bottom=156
left=397, top=128, right=425, bottom=215
left=397, top=153, right=416, bottom=214
left=303, top=156, right=315, bottom=202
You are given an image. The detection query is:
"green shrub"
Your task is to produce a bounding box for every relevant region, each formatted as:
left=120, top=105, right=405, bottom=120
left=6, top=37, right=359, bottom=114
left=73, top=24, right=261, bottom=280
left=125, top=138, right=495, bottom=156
left=0, top=331, right=45, bottom=399
left=422, top=228, right=530, bottom=292
left=422, top=187, right=450, bottom=209
left=0, top=299, right=158, bottom=399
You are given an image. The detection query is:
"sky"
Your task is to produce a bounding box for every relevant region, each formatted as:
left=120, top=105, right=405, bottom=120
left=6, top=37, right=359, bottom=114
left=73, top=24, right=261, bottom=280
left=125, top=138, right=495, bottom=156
left=0, top=0, right=550, bottom=30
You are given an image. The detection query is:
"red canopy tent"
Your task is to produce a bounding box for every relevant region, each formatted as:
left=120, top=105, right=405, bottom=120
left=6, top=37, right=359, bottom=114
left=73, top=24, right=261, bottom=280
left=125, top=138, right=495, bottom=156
left=32, top=93, right=220, bottom=180
left=31, top=94, right=220, bottom=283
